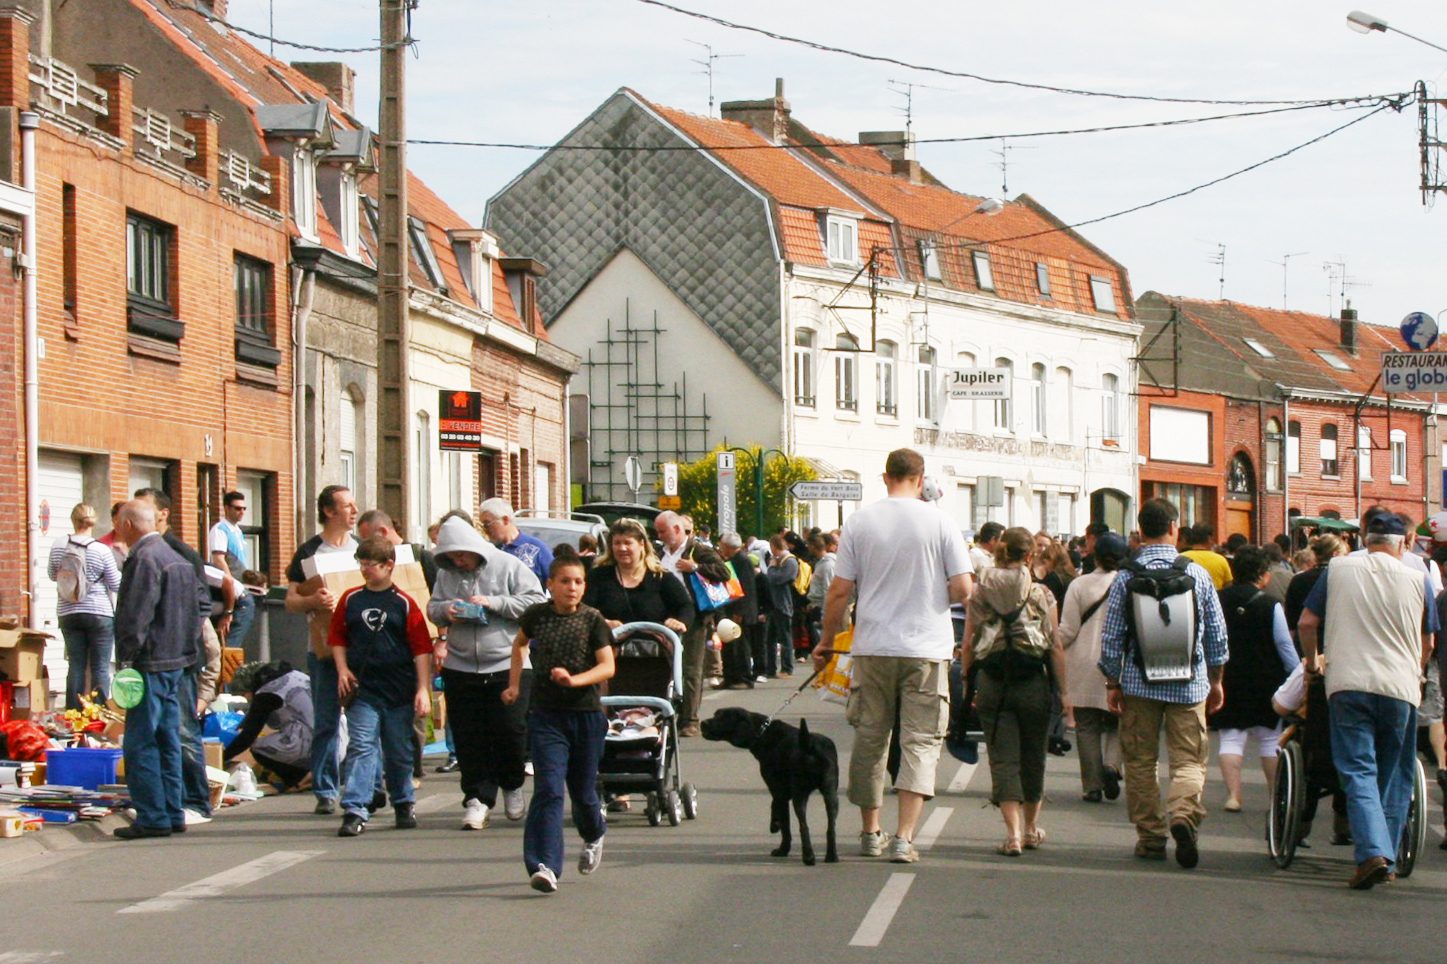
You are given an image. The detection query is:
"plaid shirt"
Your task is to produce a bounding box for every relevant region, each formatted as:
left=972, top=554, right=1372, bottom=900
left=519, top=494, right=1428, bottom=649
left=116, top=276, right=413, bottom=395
left=1098, top=544, right=1229, bottom=704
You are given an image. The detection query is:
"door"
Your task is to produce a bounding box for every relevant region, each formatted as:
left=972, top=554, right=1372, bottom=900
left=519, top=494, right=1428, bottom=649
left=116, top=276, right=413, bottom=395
left=1225, top=502, right=1253, bottom=543
left=36, top=451, right=85, bottom=681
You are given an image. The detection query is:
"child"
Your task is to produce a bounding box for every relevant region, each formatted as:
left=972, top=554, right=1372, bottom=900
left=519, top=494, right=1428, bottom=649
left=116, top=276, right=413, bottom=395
left=329, top=535, right=433, bottom=837
left=502, top=555, right=616, bottom=893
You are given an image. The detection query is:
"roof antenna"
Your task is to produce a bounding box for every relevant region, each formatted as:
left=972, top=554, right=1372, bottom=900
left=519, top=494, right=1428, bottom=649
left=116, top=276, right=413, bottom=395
left=686, top=40, right=743, bottom=117
left=269, top=0, right=275, bottom=57
left=1266, top=251, right=1308, bottom=309
left=887, top=79, right=950, bottom=138
left=990, top=139, right=1035, bottom=197
left=1207, top=243, right=1226, bottom=300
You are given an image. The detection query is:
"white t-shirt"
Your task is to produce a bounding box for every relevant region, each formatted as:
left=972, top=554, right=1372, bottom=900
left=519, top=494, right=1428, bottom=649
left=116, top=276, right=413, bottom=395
left=835, top=497, right=972, bottom=659
left=209, top=518, right=248, bottom=568
left=1273, top=662, right=1306, bottom=715
left=968, top=545, right=994, bottom=573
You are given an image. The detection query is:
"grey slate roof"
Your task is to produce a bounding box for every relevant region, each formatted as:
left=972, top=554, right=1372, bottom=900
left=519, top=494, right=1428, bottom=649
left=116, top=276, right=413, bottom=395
left=256, top=101, right=332, bottom=141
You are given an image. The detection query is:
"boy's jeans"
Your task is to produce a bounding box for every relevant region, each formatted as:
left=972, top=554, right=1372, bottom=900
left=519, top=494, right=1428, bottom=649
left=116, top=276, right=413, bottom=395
left=340, top=693, right=417, bottom=818
left=309, top=652, right=342, bottom=802
left=523, top=708, right=607, bottom=877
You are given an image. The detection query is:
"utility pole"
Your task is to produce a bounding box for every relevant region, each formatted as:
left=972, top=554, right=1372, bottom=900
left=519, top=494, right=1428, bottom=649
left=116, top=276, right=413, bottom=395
left=378, top=0, right=411, bottom=531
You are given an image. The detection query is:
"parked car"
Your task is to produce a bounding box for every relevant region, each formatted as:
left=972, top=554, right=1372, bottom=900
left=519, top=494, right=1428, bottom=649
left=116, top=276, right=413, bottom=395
left=573, top=502, right=661, bottom=528
left=513, top=510, right=607, bottom=555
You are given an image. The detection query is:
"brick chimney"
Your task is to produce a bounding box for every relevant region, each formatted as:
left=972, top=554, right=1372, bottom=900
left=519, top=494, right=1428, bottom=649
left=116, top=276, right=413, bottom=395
left=91, top=64, right=138, bottom=147
left=291, top=61, right=356, bottom=114
left=202, top=0, right=229, bottom=19
left=181, top=109, right=221, bottom=187
left=1340, top=306, right=1357, bottom=353
left=860, top=130, right=921, bottom=183
left=0, top=6, right=35, bottom=110
left=720, top=77, right=790, bottom=143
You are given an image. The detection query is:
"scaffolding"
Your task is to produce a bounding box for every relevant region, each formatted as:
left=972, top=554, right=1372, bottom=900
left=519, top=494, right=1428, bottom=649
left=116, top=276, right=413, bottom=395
left=582, top=301, right=711, bottom=501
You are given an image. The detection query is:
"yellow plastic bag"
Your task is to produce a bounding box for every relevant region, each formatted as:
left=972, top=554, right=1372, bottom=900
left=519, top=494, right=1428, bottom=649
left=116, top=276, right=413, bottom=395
left=813, top=627, right=854, bottom=705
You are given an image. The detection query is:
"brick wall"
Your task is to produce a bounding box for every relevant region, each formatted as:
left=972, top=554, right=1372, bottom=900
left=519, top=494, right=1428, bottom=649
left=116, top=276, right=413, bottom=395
left=1283, top=399, right=1428, bottom=525
left=0, top=237, right=22, bottom=617
left=471, top=339, right=569, bottom=511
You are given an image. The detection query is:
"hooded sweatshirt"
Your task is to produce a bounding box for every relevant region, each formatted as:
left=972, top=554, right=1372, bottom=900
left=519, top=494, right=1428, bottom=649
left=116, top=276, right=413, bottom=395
left=427, top=517, right=546, bottom=674
left=966, top=565, right=1055, bottom=657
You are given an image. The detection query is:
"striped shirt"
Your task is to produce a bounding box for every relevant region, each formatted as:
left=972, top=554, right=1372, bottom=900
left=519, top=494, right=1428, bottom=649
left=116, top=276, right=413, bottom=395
left=47, top=536, right=123, bottom=618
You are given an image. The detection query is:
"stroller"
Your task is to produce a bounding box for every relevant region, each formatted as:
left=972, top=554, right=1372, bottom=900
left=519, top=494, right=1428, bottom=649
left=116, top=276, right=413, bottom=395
left=598, top=622, right=698, bottom=827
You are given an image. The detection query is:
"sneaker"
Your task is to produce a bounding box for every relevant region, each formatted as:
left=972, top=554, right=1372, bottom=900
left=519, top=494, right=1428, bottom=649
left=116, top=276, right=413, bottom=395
left=579, top=836, right=605, bottom=875
left=888, top=836, right=918, bottom=864
left=860, top=830, right=886, bottom=857
left=337, top=813, right=366, bottom=837
left=182, top=808, right=213, bottom=826
left=314, top=798, right=338, bottom=816
left=524, top=761, right=534, bottom=777
left=679, top=723, right=701, bottom=738
left=461, top=798, right=489, bottom=831
left=1170, top=820, right=1199, bottom=869
left=529, top=866, right=558, bottom=894
left=504, top=787, right=526, bottom=821
left=435, top=757, right=459, bottom=773
left=394, top=803, right=417, bottom=830
left=755, top=675, right=768, bottom=684
left=1102, top=767, right=1121, bottom=801
left=1134, top=840, right=1167, bottom=860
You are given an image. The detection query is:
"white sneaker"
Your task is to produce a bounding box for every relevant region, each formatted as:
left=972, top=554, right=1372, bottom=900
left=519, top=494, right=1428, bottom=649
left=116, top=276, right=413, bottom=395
left=754, top=675, right=768, bottom=684
left=182, top=808, right=213, bottom=826
left=524, top=761, right=534, bottom=777
left=888, top=836, right=919, bottom=864
left=860, top=829, right=886, bottom=857
left=529, top=866, right=558, bottom=894
left=579, top=836, right=605, bottom=875
left=461, top=798, right=489, bottom=830
left=504, top=787, right=526, bottom=821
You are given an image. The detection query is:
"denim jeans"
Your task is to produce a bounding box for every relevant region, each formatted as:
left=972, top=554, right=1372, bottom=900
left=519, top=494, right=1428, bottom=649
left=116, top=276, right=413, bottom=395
left=178, top=670, right=211, bottom=815
left=59, top=612, right=114, bottom=709
left=443, top=668, right=529, bottom=807
left=340, top=694, right=417, bottom=818
left=123, top=668, right=186, bottom=830
left=309, top=652, right=342, bottom=802
left=524, top=708, right=608, bottom=877
left=1329, top=690, right=1418, bottom=867
left=767, top=611, right=793, bottom=673
left=227, top=592, right=257, bottom=649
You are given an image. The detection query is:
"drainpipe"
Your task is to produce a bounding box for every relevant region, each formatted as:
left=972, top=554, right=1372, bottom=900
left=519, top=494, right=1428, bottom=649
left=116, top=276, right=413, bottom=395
left=20, top=111, right=39, bottom=625
left=1280, top=388, right=1291, bottom=543
left=291, top=264, right=316, bottom=546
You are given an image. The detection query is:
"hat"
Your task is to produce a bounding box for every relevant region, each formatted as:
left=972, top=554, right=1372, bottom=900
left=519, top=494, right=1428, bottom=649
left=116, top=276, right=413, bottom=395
left=1093, top=532, right=1128, bottom=564
left=1366, top=514, right=1408, bottom=537
left=1416, top=511, right=1447, bottom=543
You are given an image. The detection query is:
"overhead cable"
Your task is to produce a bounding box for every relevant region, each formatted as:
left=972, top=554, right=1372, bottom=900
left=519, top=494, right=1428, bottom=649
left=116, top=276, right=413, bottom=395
left=162, top=0, right=409, bottom=54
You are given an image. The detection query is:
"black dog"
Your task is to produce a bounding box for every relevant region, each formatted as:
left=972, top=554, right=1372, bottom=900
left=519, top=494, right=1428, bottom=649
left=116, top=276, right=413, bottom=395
left=701, top=707, right=838, bottom=865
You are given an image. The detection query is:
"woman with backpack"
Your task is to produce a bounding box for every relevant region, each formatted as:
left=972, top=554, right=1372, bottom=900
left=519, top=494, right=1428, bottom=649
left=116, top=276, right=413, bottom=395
left=962, top=527, right=1069, bottom=857
left=47, top=503, right=123, bottom=709
left=1058, top=533, right=1128, bottom=802
left=1209, top=546, right=1300, bottom=812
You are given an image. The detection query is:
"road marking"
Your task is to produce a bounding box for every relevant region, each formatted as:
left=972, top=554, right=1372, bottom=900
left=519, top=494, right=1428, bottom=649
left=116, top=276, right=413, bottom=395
left=413, top=794, right=455, bottom=814
left=912, top=807, right=953, bottom=852
left=947, top=760, right=978, bottom=793
left=118, top=850, right=323, bottom=914
left=849, top=872, right=915, bottom=947
left=0, top=953, right=64, bottom=962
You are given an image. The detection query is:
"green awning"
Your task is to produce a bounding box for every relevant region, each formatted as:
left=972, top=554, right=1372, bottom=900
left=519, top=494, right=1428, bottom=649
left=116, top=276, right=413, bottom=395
left=1289, top=516, right=1358, bottom=533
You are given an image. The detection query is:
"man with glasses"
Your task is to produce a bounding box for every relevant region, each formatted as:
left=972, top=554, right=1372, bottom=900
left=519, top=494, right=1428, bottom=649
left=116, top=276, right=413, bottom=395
left=654, top=510, right=731, bottom=736
left=479, top=498, right=553, bottom=585
left=209, top=491, right=258, bottom=647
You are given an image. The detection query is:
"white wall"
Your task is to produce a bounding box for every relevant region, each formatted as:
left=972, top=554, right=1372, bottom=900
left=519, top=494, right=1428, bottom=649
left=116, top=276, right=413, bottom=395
left=409, top=313, right=476, bottom=543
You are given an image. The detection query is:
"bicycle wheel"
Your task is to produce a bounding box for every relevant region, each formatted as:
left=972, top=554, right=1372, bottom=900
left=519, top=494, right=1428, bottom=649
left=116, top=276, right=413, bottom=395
left=1396, top=757, right=1427, bottom=878
left=1268, top=740, right=1302, bottom=868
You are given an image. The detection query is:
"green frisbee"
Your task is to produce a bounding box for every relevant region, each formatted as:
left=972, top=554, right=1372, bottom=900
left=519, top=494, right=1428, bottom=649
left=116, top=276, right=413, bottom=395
left=112, top=668, right=145, bottom=709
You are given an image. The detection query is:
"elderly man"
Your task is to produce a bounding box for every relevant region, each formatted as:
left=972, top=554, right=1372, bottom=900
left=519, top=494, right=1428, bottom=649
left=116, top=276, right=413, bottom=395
left=1298, top=513, right=1438, bottom=889
left=715, top=532, right=761, bottom=689
left=359, top=508, right=438, bottom=590
left=812, top=448, right=973, bottom=864
left=112, top=500, right=207, bottom=840
left=654, top=510, right=730, bottom=736
left=478, top=498, right=553, bottom=585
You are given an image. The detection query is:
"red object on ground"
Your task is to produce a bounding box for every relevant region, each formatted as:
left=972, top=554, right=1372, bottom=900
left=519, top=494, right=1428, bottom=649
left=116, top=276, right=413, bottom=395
left=0, top=720, right=48, bottom=761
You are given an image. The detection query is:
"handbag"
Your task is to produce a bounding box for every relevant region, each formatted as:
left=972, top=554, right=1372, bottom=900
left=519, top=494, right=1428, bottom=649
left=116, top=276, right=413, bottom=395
left=688, top=571, right=733, bottom=613
left=723, top=561, right=747, bottom=601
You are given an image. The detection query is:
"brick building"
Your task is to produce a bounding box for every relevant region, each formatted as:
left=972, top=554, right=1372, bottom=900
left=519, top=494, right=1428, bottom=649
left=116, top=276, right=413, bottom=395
left=0, top=120, right=28, bottom=620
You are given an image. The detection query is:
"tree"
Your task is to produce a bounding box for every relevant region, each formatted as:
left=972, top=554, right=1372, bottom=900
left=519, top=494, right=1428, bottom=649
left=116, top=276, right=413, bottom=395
left=665, top=445, right=816, bottom=537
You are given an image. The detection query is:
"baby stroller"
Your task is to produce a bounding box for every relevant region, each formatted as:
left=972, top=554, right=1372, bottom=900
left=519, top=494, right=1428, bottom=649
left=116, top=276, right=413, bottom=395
left=598, top=622, right=698, bottom=827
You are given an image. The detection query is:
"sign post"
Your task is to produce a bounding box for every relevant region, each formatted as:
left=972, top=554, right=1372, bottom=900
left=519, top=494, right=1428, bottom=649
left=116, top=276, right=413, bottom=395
left=624, top=455, right=643, bottom=499
left=716, top=452, right=737, bottom=536
left=438, top=390, right=483, bottom=451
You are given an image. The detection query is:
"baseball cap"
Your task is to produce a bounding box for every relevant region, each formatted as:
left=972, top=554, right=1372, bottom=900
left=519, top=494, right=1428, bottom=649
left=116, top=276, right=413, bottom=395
left=1366, top=514, right=1407, bottom=536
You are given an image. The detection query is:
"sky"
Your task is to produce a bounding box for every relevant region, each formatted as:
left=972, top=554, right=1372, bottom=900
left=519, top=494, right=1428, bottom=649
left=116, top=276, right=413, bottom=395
left=229, top=0, right=1447, bottom=335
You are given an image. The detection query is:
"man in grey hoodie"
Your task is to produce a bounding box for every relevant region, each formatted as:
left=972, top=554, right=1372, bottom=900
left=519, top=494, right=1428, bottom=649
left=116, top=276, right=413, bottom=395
left=428, top=517, right=547, bottom=830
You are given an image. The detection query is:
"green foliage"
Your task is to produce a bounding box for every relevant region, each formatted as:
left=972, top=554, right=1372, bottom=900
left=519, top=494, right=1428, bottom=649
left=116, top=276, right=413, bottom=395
left=663, top=445, right=817, bottom=537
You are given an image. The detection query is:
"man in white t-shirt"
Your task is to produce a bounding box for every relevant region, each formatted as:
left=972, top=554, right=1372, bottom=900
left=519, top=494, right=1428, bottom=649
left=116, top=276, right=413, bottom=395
left=969, top=522, right=1003, bottom=573
left=209, top=491, right=257, bottom=646
left=813, top=448, right=973, bottom=864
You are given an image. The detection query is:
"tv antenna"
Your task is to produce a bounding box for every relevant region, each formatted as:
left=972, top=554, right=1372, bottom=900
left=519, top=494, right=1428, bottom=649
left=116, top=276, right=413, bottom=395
left=1266, top=251, right=1308, bottom=309
left=886, top=78, right=950, bottom=137
left=1322, top=259, right=1371, bottom=318
left=1207, top=243, right=1227, bottom=300
left=687, top=40, right=743, bottom=116
left=991, top=139, right=1036, bottom=197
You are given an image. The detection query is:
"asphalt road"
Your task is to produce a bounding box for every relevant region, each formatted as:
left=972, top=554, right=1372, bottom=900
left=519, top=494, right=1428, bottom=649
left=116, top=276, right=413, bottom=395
left=3, top=681, right=1444, bottom=962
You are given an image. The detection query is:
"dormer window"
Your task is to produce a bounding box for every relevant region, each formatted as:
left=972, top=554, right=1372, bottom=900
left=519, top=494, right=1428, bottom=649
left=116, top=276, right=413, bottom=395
left=920, top=240, right=941, bottom=281
left=449, top=230, right=498, bottom=313
left=826, top=216, right=858, bottom=265
left=408, top=216, right=447, bottom=293
left=972, top=250, right=995, bottom=291
left=337, top=172, right=359, bottom=257
left=292, top=148, right=317, bottom=240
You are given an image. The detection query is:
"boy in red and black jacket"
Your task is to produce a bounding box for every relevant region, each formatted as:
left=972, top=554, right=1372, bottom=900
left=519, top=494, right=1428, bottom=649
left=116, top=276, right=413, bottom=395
left=329, top=536, right=433, bottom=837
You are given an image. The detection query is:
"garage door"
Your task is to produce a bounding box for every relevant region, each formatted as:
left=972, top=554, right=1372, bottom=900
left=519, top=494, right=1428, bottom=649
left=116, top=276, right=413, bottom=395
left=35, top=451, right=85, bottom=685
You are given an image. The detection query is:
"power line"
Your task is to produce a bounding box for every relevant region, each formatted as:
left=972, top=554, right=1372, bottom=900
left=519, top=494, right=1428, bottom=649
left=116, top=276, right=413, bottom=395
left=162, top=0, right=409, bottom=54
left=634, top=0, right=1392, bottom=108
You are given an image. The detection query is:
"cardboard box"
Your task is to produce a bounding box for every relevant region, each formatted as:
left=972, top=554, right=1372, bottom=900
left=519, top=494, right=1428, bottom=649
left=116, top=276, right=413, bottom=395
left=299, top=545, right=437, bottom=657
left=0, top=628, right=50, bottom=684
left=9, top=673, right=49, bottom=720
left=204, top=740, right=224, bottom=771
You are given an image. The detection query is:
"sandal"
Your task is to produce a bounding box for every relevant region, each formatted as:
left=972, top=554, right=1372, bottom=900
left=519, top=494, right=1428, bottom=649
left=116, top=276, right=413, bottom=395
left=1023, top=827, right=1046, bottom=850
left=996, top=837, right=1023, bottom=857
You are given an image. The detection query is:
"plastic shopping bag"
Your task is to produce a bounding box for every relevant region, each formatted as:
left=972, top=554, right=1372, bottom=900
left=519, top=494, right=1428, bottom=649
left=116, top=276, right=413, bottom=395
left=813, top=626, right=854, bottom=705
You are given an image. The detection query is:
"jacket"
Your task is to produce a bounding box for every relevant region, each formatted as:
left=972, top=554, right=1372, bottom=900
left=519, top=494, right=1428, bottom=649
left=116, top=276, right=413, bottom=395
left=115, top=532, right=206, bottom=672
left=1057, top=570, right=1115, bottom=712
left=764, top=553, right=799, bottom=618
left=807, top=551, right=836, bottom=609
left=724, top=548, right=759, bottom=623
left=427, top=517, right=545, bottom=674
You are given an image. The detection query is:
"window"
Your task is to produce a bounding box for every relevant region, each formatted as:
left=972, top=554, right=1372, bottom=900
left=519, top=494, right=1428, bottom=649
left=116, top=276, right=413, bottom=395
left=1390, top=429, right=1408, bottom=481
left=993, top=357, right=1013, bottom=431
left=1357, top=426, right=1372, bottom=481
left=448, top=451, right=465, bottom=513
left=1320, top=424, right=1339, bottom=476
left=339, top=389, right=360, bottom=494
left=917, top=345, right=937, bottom=422
left=1054, top=366, right=1073, bottom=442
left=972, top=250, right=995, bottom=291
left=875, top=340, right=897, bottom=417
left=834, top=333, right=858, bottom=412
left=408, top=216, right=447, bottom=293
left=1227, top=454, right=1254, bottom=499
left=920, top=241, right=941, bottom=281
left=338, top=172, right=360, bottom=258
left=1314, top=348, right=1352, bottom=371
left=234, top=254, right=280, bottom=368
left=1287, top=420, right=1301, bottom=474
left=1030, top=363, right=1047, bottom=435
left=234, top=470, right=272, bottom=574
left=1057, top=493, right=1075, bottom=535
left=955, top=351, right=976, bottom=430
left=361, top=193, right=380, bottom=240
left=1036, top=262, right=1051, bottom=298
left=1101, top=373, right=1121, bottom=441
left=1243, top=338, right=1274, bottom=358
left=793, top=330, right=815, bottom=407
left=826, top=217, right=858, bottom=264
left=126, top=212, right=180, bottom=340
left=292, top=149, right=317, bottom=239
left=1264, top=418, right=1282, bottom=491
left=62, top=184, right=77, bottom=327
left=1089, top=275, right=1116, bottom=313
left=535, top=462, right=552, bottom=514
left=1035, top=491, right=1049, bottom=531
left=414, top=411, right=432, bottom=535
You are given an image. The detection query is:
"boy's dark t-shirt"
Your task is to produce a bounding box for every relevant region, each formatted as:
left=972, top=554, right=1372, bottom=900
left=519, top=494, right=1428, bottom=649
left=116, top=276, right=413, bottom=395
left=519, top=602, right=612, bottom=712
left=328, top=584, right=432, bottom=707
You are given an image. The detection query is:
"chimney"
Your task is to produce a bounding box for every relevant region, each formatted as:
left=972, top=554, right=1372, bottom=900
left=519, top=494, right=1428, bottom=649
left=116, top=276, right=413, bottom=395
left=0, top=6, right=34, bottom=111
left=90, top=64, right=138, bottom=147
left=201, top=1, right=229, bottom=19
left=860, top=130, right=921, bottom=183
left=1340, top=307, right=1357, bottom=353
left=291, top=61, right=356, bottom=114
left=181, top=109, right=221, bottom=188
left=720, top=77, right=791, bottom=143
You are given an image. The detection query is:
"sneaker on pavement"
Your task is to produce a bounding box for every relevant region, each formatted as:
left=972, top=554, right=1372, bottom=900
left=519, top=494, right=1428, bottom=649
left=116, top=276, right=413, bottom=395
left=504, top=787, right=526, bottom=821
left=529, top=866, right=558, bottom=894
left=1170, top=820, right=1199, bottom=869
left=1134, top=840, right=1167, bottom=860
left=394, top=803, right=417, bottom=830
left=314, top=797, right=337, bottom=816
left=860, top=830, right=886, bottom=857
left=888, top=836, right=919, bottom=864
left=435, top=756, right=459, bottom=773
left=337, top=813, right=366, bottom=837
left=461, top=798, right=489, bottom=831
left=1102, top=766, right=1121, bottom=801
left=579, top=836, right=605, bottom=875
left=754, top=675, right=768, bottom=684
left=524, top=761, right=534, bottom=777
left=182, top=808, right=212, bottom=826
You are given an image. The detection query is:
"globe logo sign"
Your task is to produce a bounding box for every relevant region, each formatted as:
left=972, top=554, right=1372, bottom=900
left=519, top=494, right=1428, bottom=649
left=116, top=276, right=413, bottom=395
left=1400, top=311, right=1439, bottom=351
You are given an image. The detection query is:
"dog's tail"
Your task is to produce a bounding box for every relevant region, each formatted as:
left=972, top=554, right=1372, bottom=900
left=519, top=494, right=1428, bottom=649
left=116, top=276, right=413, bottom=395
left=799, top=717, right=812, bottom=747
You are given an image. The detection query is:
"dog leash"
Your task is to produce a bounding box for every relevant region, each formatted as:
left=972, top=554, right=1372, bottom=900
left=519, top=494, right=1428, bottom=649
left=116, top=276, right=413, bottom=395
left=759, top=668, right=822, bottom=731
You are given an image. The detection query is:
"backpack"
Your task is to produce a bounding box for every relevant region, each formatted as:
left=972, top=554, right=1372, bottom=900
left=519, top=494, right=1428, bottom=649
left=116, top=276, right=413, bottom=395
left=1122, top=557, right=1198, bottom=682
left=792, top=558, right=813, bottom=596
left=973, top=593, right=1051, bottom=681
left=55, top=537, right=93, bottom=604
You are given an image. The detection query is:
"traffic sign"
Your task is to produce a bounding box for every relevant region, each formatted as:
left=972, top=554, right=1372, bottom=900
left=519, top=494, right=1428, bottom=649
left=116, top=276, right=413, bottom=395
left=790, top=480, right=863, bottom=501
left=1382, top=350, right=1447, bottom=393
left=1400, top=311, right=1439, bottom=351
left=662, top=462, right=679, bottom=496
left=716, top=452, right=737, bottom=537
left=658, top=495, right=682, bottom=510
left=624, top=455, right=642, bottom=494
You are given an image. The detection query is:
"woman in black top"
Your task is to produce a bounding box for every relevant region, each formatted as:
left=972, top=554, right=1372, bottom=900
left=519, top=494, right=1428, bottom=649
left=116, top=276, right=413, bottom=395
left=1283, top=534, right=1347, bottom=645
left=582, top=519, right=694, bottom=632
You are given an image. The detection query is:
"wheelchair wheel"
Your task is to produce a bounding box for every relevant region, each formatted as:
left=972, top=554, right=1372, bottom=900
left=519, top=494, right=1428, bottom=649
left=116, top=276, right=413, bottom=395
left=1268, top=740, right=1303, bottom=868
left=1396, top=757, right=1427, bottom=879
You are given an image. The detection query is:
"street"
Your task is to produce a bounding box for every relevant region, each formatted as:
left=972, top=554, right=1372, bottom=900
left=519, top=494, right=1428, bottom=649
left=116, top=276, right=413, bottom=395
left=3, top=681, right=1444, bottom=962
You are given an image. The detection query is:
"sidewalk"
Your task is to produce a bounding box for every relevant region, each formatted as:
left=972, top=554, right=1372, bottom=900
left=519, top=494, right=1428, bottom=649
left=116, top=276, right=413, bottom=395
left=0, top=810, right=129, bottom=869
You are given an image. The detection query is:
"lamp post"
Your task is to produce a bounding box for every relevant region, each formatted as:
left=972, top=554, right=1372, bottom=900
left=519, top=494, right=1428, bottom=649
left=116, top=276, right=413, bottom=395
left=720, top=445, right=793, bottom=536
left=1346, top=10, right=1447, bottom=55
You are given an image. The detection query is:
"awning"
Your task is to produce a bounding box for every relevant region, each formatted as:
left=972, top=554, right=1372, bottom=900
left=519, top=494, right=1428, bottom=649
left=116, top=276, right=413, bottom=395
left=796, top=455, right=854, bottom=480
left=1289, top=515, right=1358, bottom=533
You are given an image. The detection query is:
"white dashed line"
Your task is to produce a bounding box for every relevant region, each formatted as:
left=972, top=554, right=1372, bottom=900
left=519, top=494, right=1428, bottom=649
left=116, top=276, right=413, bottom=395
left=119, top=850, right=323, bottom=914
left=849, top=872, right=915, bottom=947
left=912, top=807, right=954, bottom=853
left=947, top=759, right=979, bottom=793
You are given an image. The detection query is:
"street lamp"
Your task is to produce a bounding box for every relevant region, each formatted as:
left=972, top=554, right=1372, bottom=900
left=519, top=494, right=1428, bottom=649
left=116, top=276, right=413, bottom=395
left=933, top=196, right=1005, bottom=238
left=1346, top=9, right=1447, bottom=55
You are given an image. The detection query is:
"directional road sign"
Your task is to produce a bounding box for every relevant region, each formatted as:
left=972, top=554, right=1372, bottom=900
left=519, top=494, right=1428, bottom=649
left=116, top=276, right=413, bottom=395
left=790, top=480, right=864, bottom=501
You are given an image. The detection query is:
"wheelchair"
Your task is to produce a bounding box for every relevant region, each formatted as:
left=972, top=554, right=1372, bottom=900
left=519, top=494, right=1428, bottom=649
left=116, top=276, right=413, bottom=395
left=1267, top=674, right=1427, bottom=876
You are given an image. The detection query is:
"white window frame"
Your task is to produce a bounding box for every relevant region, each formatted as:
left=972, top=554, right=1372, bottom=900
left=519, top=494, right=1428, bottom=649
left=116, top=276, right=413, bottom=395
left=1357, top=425, right=1373, bottom=481
left=1054, top=366, right=1073, bottom=443
left=414, top=411, right=432, bottom=538
left=408, top=216, right=448, bottom=292
left=834, top=334, right=858, bottom=412
left=1287, top=421, right=1301, bottom=474
left=339, top=390, right=359, bottom=495
left=1030, top=363, right=1047, bottom=436
left=875, top=340, right=897, bottom=417
left=1101, top=373, right=1121, bottom=441
left=338, top=171, right=360, bottom=258
left=993, top=357, right=1013, bottom=432
left=972, top=250, right=995, bottom=291
left=793, top=329, right=816, bottom=407
left=920, top=241, right=941, bottom=281
left=1265, top=418, right=1282, bottom=491
left=1036, top=262, right=1051, bottom=298
left=1390, top=429, right=1408, bottom=481
left=916, top=345, right=937, bottom=423
left=826, top=216, right=858, bottom=265
left=292, top=148, right=318, bottom=240
left=1089, top=275, right=1116, bottom=313
left=1320, top=424, right=1339, bottom=476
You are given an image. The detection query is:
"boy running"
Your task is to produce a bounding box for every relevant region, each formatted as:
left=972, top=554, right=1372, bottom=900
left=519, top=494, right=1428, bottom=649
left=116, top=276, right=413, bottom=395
left=330, top=536, right=433, bottom=837
left=503, top=555, right=616, bottom=893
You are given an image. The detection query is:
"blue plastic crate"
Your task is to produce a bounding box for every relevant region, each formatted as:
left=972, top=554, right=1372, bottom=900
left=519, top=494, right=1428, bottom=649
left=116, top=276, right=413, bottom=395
left=44, top=747, right=124, bottom=790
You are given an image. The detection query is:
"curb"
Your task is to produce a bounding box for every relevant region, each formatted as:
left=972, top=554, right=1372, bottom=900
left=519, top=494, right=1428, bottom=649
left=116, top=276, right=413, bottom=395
left=0, top=811, right=128, bottom=867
